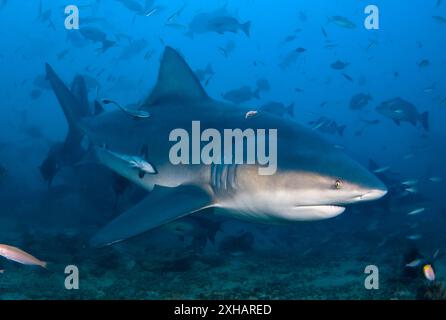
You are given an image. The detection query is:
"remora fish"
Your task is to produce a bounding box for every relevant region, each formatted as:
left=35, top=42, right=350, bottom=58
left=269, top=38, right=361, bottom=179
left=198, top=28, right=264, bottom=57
left=48, top=47, right=387, bottom=248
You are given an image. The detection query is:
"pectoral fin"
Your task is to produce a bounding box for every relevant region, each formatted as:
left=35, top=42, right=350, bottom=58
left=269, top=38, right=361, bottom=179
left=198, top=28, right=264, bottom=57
left=90, top=184, right=213, bottom=247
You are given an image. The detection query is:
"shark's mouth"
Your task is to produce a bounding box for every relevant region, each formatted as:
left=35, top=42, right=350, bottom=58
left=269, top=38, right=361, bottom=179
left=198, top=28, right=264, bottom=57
left=292, top=205, right=346, bottom=220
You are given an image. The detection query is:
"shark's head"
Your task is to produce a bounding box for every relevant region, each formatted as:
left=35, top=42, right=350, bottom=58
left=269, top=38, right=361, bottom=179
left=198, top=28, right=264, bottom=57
left=230, top=132, right=387, bottom=222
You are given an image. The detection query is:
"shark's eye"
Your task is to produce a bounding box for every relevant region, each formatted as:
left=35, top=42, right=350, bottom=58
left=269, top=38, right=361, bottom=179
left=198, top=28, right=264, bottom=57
left=334, top=179, right=343, bottom=189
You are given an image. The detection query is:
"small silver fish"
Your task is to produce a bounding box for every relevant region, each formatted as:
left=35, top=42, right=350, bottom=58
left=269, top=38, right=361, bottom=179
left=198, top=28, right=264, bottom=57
left=405, top=187, right=418, bottom=194
left=406, top=259, right=423, bottom=268
left=402, top=179, right=418, bottom=186
left=406, top=234, right=422, bottom=241
left=373, top=166, right=390, bottom=173
left=408, top=207, right=425, bottom=216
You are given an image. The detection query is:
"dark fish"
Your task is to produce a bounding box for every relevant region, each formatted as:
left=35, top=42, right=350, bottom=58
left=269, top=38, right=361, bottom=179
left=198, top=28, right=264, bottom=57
left=260, top=102, right=294, bottom=118
left=350, top=93, right=372, bottom=110
left=298, top=11, right=307, bottom=22
left=207, top=16, right=251, bottom=36
left=80, top=27, right=116, bottom=53
left=296, top=47, right=306, bottom=53
left=376, top=97, right=429, bottom=131
left=432, top=15, right=446, bottom=23
left=165, top=215, right=223, bottom=248
left=281, top=34, right=297, bottom=44
left=331, top=60, right=349, bottom=70
left=253, top=60, right=266, bottom=67
left=115, top=0, right=146, bottom=15
left=57, top=49, right=69, bottom=60
left=342, top=73, right=353, bottom=82
left=328, top=16, right=356, bottom=29
left=309, top=117, right=346, bottom=136
left=33, top=74, right=51, bottom=90
left=222, top=86, right=260, bottom=104
left=219, top=232, right=254, bottom=255
left=321, top=26, right=328, bottom=37
left=188, top=8, right=250, bottom=38
left=29, top=89, right=42, bottom=100
left=218, top=40, right=235, bottom=58
left=279, top=50, right=300, bottom=69
left=195, top=64, right=214, bottom=82
left=417, top=59, right=430, bottom=68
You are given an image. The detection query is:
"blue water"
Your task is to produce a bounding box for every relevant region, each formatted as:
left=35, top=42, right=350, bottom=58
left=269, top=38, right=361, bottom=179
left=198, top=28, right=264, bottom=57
left=0, top=0, right=445, bottom=299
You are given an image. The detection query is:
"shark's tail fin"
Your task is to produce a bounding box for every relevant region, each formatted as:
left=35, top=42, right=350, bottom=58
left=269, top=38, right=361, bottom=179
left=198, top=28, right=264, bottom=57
left=42, top=63, right=91, bottom=186
left=241, top=21, right=251, bottom=37
left=420, top=111, right=429, bottom=131
left=45, top=63, right=84, bottom=148
left=338, top=125, right=347, bottom=136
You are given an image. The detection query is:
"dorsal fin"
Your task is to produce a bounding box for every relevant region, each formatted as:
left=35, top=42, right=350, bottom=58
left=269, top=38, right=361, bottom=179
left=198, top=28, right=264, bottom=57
left=145, top=46, right=209, bottom=105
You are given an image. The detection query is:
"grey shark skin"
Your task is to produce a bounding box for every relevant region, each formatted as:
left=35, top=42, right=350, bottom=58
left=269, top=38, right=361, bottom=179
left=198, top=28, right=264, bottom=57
left=54, top=47, right=387, bottom=247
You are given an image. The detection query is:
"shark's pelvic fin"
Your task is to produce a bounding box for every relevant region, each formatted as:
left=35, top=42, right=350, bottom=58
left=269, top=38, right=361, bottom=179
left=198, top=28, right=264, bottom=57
left=90, top=184, right=213, bottom=247
left=144, top=46, right=210, bottom=106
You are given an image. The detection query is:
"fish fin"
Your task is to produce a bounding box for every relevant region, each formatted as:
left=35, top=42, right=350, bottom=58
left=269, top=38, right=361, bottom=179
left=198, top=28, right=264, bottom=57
left=45, top=63, right=83, bottom=140
left=393, top=119, right=400, bottom=126
left=420, top=111, right=429, bottom=131
left=138, top=170, right=145, bottom=179
left=46, top=64, right=89, bottom=164
left=90, top=184, right=213, bottom=247
left=144, top=46, right=210, bottom=106
left=338, top=125, right=346, bottom=136
left=40, top=261, right=48, bottom=269
left=242, top=21, right=251, bottom=37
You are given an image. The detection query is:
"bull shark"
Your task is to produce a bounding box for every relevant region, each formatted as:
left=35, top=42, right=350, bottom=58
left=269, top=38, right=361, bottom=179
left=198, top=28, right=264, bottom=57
left=46, top=46, right=387, bottom=248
